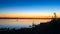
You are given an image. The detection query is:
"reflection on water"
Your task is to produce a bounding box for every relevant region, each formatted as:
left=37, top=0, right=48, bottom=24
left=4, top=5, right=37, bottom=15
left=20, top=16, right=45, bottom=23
left=0, top=19, right=51, bottom=29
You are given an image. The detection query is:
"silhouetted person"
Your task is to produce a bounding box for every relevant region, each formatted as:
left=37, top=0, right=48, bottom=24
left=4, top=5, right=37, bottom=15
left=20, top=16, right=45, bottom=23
left=54, top=12, right=57, bottom=19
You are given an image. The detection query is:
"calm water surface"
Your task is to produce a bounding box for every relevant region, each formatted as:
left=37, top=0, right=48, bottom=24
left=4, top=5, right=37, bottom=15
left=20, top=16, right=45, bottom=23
left=0, top=19, right=51, bottom=29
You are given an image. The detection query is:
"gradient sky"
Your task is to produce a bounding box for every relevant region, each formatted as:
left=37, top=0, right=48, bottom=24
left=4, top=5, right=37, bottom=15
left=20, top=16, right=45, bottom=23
left=0, top=0, right=60, bottom=18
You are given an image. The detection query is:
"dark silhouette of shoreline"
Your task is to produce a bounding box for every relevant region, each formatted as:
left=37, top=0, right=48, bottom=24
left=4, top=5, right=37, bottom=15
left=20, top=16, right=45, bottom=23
left=0, top=18, right=60, bottom=34
left=0, top=12, right=60, bottom=34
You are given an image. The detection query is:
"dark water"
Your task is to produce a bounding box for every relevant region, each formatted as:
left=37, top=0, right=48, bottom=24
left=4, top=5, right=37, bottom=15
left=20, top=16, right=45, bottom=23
left=0, top=19, right=51, bottom=29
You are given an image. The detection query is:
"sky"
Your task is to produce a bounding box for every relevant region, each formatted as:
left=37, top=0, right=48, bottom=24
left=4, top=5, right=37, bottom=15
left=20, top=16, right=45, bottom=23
left=0, top=0, right=60, bottom=18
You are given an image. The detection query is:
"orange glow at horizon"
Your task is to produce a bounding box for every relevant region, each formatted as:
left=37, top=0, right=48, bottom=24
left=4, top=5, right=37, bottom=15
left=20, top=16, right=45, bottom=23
left=0, top=13, right=60, bottom=18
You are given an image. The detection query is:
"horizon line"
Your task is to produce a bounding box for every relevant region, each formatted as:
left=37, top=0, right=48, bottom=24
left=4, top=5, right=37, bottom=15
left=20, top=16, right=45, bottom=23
left=0, top=18, right=60, bottom=19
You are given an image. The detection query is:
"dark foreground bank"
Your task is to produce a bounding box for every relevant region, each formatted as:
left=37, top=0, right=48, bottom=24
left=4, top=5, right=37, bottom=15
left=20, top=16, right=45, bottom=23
left=0, top=18, right=60, bottom=34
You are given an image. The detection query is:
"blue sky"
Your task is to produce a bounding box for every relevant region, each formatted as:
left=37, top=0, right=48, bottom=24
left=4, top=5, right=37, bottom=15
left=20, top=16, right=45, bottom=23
left=0, top=0, right=60, bottom=18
